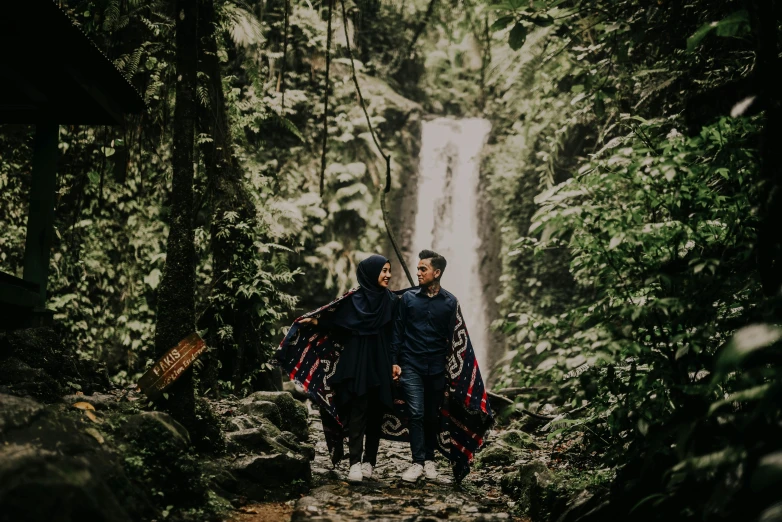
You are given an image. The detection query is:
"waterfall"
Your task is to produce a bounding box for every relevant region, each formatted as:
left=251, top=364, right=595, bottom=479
left=410, top=118, right=492, bottom=373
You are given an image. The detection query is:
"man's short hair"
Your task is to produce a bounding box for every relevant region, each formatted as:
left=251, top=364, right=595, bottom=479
left=419, top=249, right=447, bottom=277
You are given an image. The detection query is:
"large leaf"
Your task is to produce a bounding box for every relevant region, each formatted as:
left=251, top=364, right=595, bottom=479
left=708, top=383, right=774, bottom=415
left=751, top=451, right=782, bottom=492
left=716, top=324, right=782, bottom=373
left=687, top=10, right=749, bottom=51
left=492, top=16, right=515, bottom=31
left=509, top=23, right=528, bottom=50
left=671, top=448, right=745, bottom=473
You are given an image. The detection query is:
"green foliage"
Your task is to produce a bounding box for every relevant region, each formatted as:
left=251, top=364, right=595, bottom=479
left=0, top=0, right=429, bottom=395
left=483, top=0, right=782, bottom=519
left=119, top=416, right=230, bottom=521
left=687, top=10, right=751, bottom=52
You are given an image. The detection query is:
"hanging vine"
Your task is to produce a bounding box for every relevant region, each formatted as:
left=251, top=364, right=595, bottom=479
left=319, top=0, right=334, bottom=195
left=280, top=0, right=290, bottom=109
left=339, top=0, right=414, bottom=286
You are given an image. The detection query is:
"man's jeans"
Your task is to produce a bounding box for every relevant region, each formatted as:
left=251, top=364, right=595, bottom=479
left=400, top=366, right=445, bottom=464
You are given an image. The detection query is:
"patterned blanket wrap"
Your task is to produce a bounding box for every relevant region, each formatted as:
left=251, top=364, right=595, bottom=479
left=275, top=288, right=494, bottom=482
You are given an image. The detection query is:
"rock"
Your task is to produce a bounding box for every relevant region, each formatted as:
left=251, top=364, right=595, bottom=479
left=350, top=498, right=373, bottom=513
left=555, top=489, right=610, bottom=522
left=500, top=461, right=566, bottom=520
left=500, top=460, right=553, bottom=495
left=123, top=411, right=191, bottom=448
left=276, top=431, right=316, bottom=460
left=476, top=442, right=525, bottom=467
left=291, top=496, right=326, bottom=521
left=240, top=399, right=283, bottom=427
left=226, top=425, right=315, bottom=460
left=0, top=398, right=153, bottom=522
left=227, top=427, right=280, bottom=453
left=0, top=357, right=61, bottom=401
left=283, top=379, right=309, bottom=402
left=0, top=393, right=44, bottom=434
left=0, top=444, right=134, bottom=522
left=232, top=452, right=311, bottom=485
left=498, top=429, right=540, bottom=450
left=0, top=327, right=109, bottom=397
left=62, top=392, right=120, bottom=411
left=243, top=391, right=309, bottom=441
left=228, top=452, right=311, bottom=500
left=227, top=414, right=260, bottom=432
left=310, top=485, right=342, bottom=504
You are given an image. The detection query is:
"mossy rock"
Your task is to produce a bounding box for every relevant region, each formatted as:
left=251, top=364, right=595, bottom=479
left=500, top=460, right=553, bottom=495
left=228, top=452, right=311, bottom=500
left=0, top=444, right=135, bottom=522
left=0, top=393, right=44, bottom=434
left=0, top=327, right=109, bottom=396
left=227, top=414, right=282, bottom=437
left=243, top=391, right=308, bottom=441
left=226, top=427, right=315, bottom=460
left=0, top=357, right=61, bottom=402
left=476, top=442, right=524, bottom=467
left=499, top=429, right=541, bottom=450
left=276, top=431, right=316, bottom=460
left=500, top=461, right=576, bottom=520
left=239, top=399, right=282, bottom=428
left=0, top=397, right=154, bottom=521
left=123, top=411, right=191, bottom=449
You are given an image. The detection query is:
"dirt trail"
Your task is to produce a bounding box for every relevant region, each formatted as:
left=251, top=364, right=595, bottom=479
left=229, top=409, right=525, bottom=522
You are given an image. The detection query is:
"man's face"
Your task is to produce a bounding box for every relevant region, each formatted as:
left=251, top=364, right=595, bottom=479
left=417, top=258, right=441, bottom=287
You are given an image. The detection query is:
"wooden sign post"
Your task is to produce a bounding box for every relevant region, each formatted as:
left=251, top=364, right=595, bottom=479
left=138, top=333, right=207, bottom=399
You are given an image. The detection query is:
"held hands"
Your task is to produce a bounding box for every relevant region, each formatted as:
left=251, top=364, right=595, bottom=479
left=297, top=317, right=318, bottom=326
left=392, top=365, right=402, bottom=381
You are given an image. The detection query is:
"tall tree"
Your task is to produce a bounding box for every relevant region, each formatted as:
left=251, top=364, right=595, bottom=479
left=154, top=0, right=200, bottom=433
left=750, top=0, right=782, bottom=297
left=197, top=0, right=281, bottom=393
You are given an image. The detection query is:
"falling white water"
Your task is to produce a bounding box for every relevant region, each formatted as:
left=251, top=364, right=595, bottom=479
left=410, top=118, right=492, bottom=374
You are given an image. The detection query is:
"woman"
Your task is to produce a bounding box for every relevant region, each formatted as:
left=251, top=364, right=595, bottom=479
left=290, top=254, right=397, bottom=482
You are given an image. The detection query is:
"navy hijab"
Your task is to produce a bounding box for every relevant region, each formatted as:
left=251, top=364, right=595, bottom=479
left=330, top=254, right=396, bottom=334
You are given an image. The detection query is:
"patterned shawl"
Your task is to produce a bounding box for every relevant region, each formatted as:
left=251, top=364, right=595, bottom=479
left=275, top=288, right=494, bottom=482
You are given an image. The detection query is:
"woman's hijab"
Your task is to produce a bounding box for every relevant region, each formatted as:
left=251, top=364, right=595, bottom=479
left=330, top=254, right=396, bottom=334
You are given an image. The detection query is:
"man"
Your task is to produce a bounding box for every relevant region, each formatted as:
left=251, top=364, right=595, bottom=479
left=391, top=249, right=457, bottom=482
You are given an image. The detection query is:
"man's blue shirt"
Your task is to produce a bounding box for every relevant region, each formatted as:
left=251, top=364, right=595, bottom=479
left=390, top=286, right=457, bottom=375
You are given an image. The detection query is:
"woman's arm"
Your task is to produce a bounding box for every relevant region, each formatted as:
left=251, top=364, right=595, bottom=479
left=390, top=294, right=407, bottom=379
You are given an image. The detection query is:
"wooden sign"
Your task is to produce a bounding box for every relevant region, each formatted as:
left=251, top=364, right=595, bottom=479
left=137, top=333, right=206, bottom=399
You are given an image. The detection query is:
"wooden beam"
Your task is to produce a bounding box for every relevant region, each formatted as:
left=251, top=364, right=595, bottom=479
left=22, top=123, right=58, bottom=309
left=0, top=271, right=39, bottom=308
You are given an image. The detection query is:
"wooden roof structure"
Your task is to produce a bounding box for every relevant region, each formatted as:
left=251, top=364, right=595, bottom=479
left=0, top=1, right=145, bottom=124
left=0, top=0, right=145, bottom=328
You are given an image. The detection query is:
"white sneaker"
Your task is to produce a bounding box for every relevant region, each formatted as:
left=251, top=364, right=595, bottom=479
left=423, top=460, right=438, bottom=480
left=361, top=462, right=373, bottom=479
left=401, top=463, right=424, bottom=483
left=348, top=463, right=363, bottom=482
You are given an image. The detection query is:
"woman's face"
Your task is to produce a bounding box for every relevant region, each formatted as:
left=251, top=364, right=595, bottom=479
left=377, top=262, right=392, bottom=288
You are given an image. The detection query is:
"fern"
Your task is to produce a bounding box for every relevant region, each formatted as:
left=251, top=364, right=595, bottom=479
left=258, top=114, right=305, bottom=143
left=102, top=0, right=120, bottom=32
left=222, top=3, right=264, bottom=48
left=197, top=85, right=211, bottom=108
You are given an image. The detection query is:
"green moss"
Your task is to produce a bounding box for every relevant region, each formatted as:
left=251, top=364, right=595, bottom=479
left=244, top=392, right=308, bottom=441
left=499, top=429, right=541, bottom=450
left=116, top=413, right=230, bottom=522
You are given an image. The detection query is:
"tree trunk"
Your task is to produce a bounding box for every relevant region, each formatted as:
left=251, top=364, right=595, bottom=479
left=154, top=0, right=199, bottom=434
left=197, top=0, right=281, bottom=394
left=750, top=0, right=782, bottom=296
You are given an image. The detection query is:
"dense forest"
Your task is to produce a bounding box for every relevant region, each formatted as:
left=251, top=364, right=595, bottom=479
left=1, top=0, right=781, bottom=521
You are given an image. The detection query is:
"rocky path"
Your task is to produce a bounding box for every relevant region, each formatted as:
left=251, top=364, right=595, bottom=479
left=231, top=405, right=526, bottom=522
